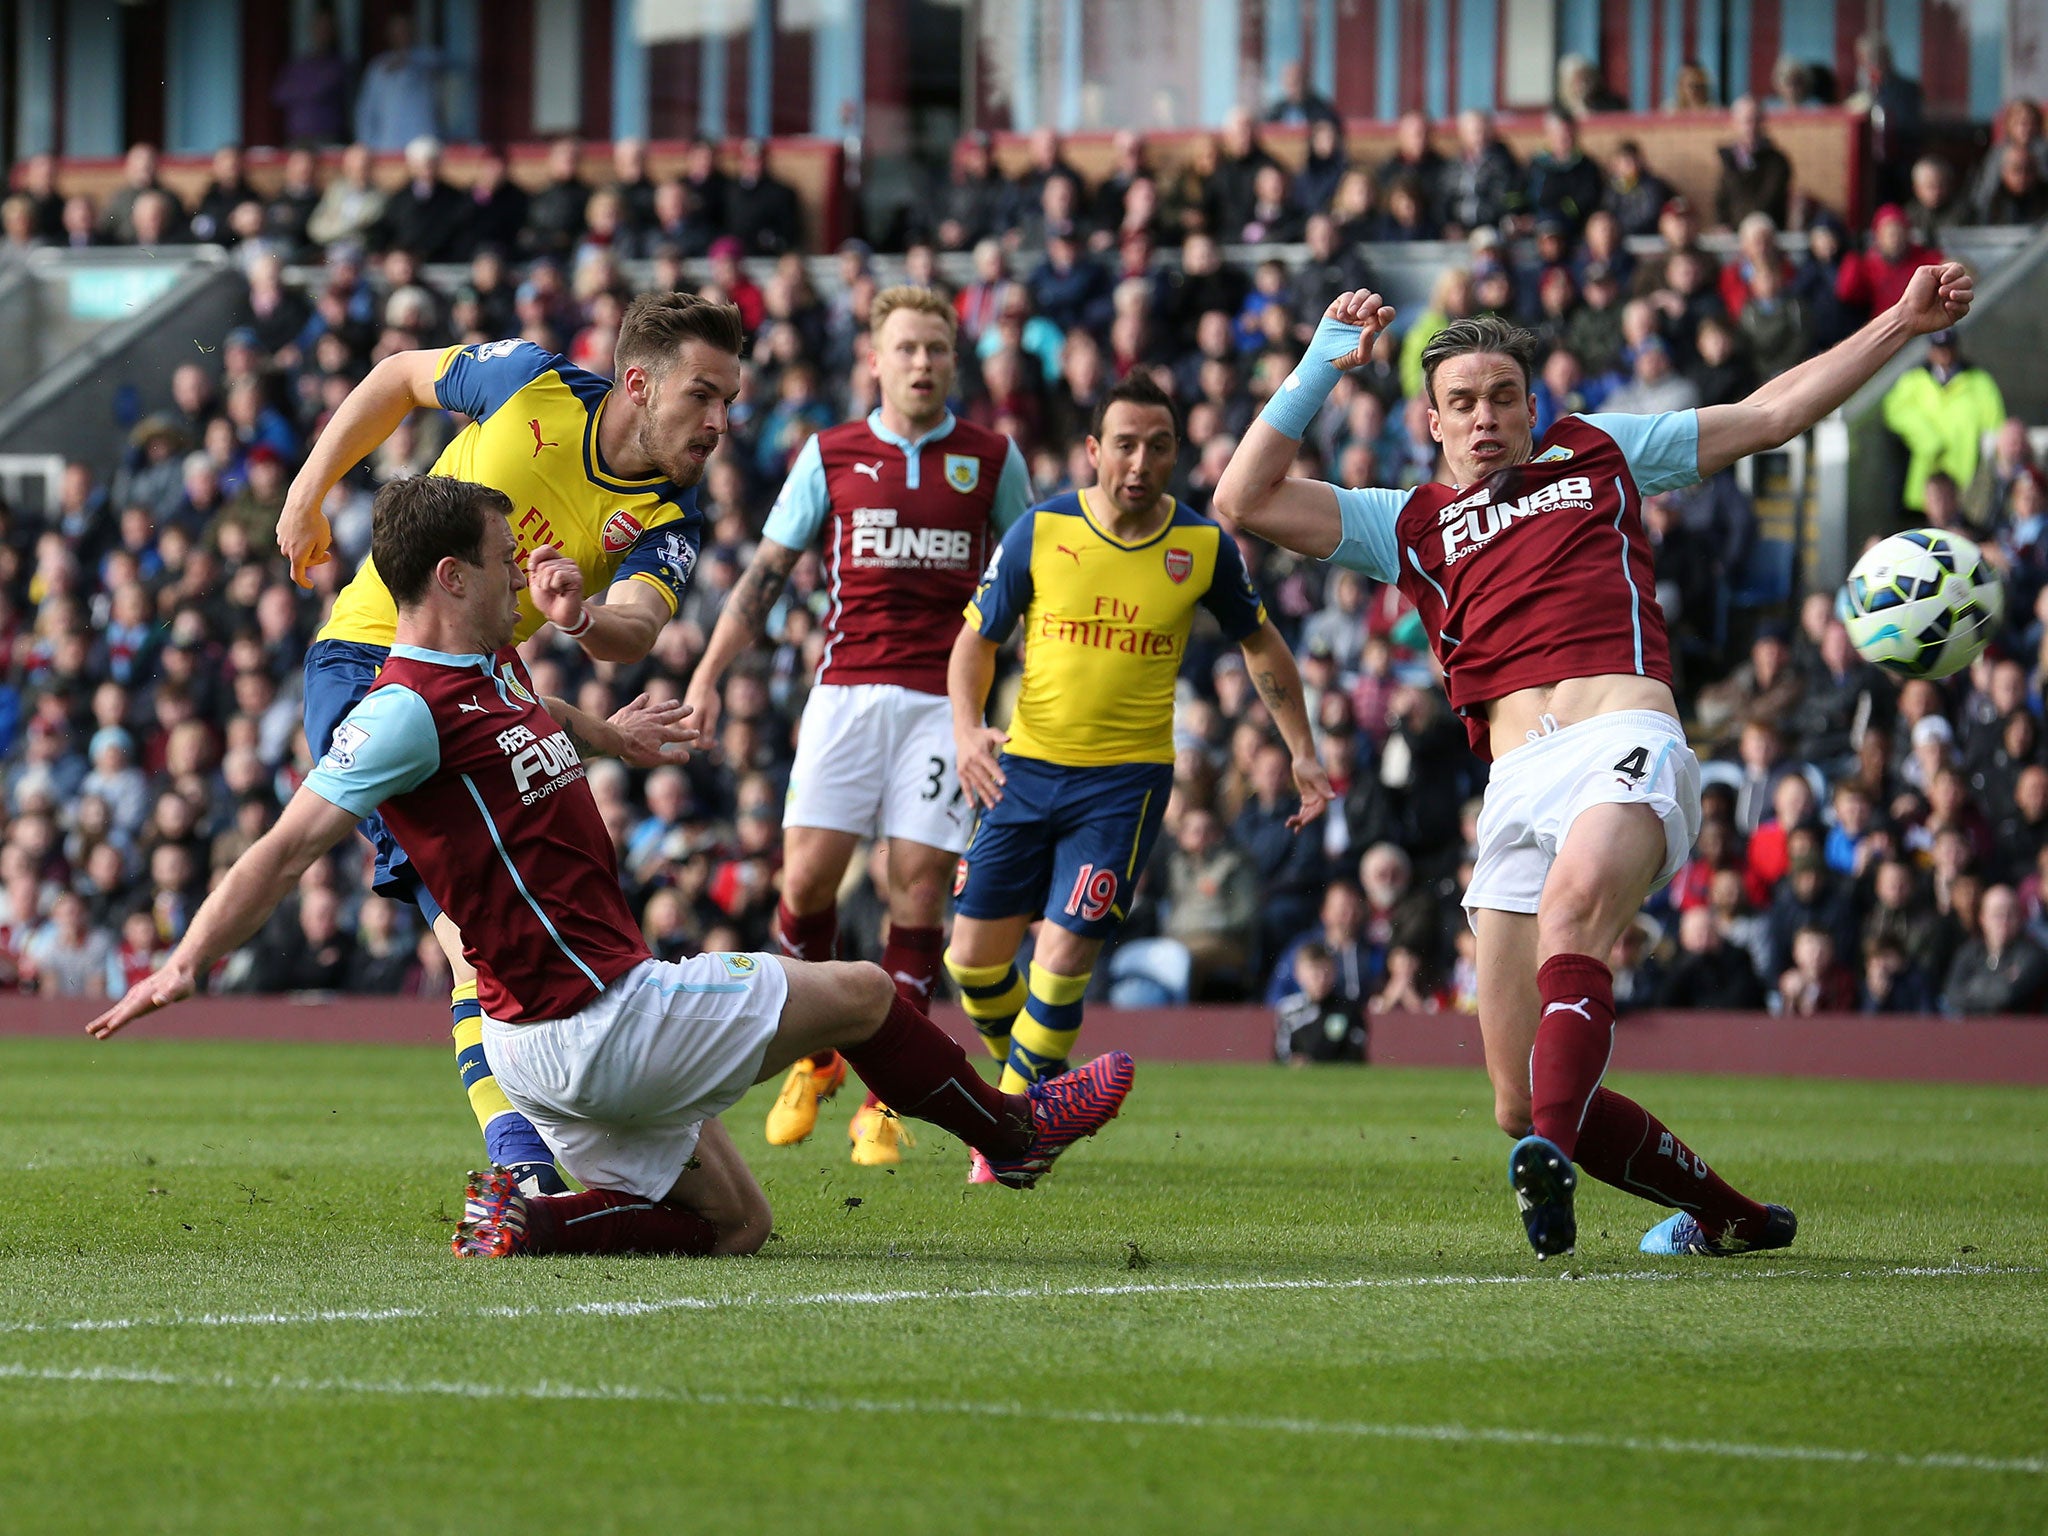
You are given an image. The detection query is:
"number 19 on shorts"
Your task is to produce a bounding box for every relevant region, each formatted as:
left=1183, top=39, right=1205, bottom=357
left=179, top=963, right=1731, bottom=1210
left=1064, top=864, right=1119, bottom=923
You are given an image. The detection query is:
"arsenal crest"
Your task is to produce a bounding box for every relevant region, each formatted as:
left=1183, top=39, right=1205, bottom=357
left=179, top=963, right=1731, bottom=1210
left=601, top=509, right=643, bottom=553
left=1164, top=547, right=1193, bottom=583
left=952, top=857, right=970, bottom=896
left=944, top=453, right=980, bottom=494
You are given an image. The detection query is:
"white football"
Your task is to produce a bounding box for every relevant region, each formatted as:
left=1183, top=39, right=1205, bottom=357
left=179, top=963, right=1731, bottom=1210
left=1837, top=528, right=2005, bottom=681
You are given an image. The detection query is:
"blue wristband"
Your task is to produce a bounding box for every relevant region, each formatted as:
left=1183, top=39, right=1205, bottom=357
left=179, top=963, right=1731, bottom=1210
left=1258, top=315, right=1364, bottom=440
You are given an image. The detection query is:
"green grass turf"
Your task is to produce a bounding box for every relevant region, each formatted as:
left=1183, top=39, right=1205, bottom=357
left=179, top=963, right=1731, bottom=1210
left=1, top=1038, right=2045, bottom=1535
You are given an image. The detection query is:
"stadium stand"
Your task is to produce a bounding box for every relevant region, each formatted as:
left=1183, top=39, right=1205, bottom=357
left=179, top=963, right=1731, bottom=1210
left=3, top=88, right=2046, bottom=1030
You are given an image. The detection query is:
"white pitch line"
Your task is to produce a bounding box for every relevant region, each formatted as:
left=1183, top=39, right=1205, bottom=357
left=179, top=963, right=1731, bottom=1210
left=0, top=1262, right=2032, bottom=1340
left=0, top=1361, right=2040, bottom=1478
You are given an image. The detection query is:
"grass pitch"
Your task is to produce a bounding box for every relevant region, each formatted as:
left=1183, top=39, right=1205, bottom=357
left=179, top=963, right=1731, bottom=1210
left=1, top=1038, right=2044, bottom=1535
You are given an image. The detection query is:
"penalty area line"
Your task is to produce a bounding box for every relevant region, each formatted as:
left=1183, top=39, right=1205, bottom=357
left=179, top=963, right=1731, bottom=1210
left=0, top=1362, right=2041, bottom=1478
left=0, top=1262, right=2034, bottom=1339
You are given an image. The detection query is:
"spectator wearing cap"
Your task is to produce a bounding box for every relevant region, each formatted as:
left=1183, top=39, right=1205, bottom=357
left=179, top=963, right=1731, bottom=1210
left=1789, top=214, right=1855, bottom=352
left=80, top=727, right=147, bottom=837
left=1525, top=111, right=1603, bottom=235
left=1942, top=884, right=2048, bottom=1014
left=1767, top=846, right=1857, bottom=982
left=1714, top=96, right=1793, bottom=229
left=1835, top=205, right=1942, bottom=323
left=354, top=12, right=445, bottom=151
left=706, top=237, right=765, bottom=332
left=208, top=444, right=289, bottom=551
left=1601, top=139, right=1674, bottom=238
left=307, top=144, right=386, bottom=251
left=111, top=417, right=194, bottom=526
left=1632, top=194, right=1720, bottom=299
left=1880, top=326, right=2005, bottom=515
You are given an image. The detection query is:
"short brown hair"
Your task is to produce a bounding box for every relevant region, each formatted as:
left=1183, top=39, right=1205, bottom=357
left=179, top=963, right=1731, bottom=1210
left=614, top=291, right=745, bottom=380
left=372, top=476, right=513, bottom=607
left=1419, top=314, right=1538, bottom=406
left=869, top=285, right=957, bottom=344
left=1091, top=370, right=1180, bottom=441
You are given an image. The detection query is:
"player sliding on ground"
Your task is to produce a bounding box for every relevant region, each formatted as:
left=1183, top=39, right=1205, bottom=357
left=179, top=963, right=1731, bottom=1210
left=947, top=373, right=1329, bottom=1183
left=278, top=294, right=741, bottom=1198
left=684, top=287, right=1029, bottom=1165
left=1216, top=262, right=1972, bottom=1257
left=88, top=476, right=1134, bottom=1258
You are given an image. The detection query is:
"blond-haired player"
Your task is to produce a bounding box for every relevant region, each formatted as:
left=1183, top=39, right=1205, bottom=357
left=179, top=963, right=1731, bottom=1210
left=686, top=286, right=1030, bottom=1161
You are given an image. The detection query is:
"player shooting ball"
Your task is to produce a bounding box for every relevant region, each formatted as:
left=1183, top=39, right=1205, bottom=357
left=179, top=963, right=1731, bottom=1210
left=276, top=293, right=744, bottom=1196
left=1216, top=261, right=1971, bottom=1258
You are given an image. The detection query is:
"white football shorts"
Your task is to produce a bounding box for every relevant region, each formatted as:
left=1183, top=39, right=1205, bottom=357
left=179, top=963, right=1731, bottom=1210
left=783, top=682, right=971, bottom=854
left=482, top=953, right=786, bottom=1200
left=1462, top=709, right=1702, bottom=925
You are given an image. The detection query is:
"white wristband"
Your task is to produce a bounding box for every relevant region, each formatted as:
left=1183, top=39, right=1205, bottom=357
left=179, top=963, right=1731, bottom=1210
left=559, top=607, right=594, bottom=640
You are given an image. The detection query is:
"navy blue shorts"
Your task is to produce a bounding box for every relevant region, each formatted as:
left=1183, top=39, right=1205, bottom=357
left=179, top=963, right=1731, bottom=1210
left=952, top=756, right=1174, bottom=939
left=302, top=638, right=443, bottom=925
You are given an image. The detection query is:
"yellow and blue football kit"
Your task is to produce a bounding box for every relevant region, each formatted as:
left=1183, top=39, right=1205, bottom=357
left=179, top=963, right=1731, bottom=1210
left=945, top=488, right=1267, bottom=1092
left=301, top=338, right=704, bottom=1186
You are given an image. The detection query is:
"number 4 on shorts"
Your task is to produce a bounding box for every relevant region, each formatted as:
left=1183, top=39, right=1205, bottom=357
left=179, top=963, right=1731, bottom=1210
left=1064, top=863, right=1119, bottom=922
left=1612, top=746, right=1650, bottom=782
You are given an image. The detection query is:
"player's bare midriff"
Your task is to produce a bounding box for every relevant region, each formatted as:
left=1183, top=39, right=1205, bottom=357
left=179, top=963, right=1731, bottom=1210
left=1480, top=674, right=1680, bottom=760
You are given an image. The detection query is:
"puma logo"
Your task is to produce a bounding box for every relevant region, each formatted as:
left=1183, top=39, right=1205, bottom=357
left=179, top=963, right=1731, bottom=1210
left=529, top=418, right=559, bottom=456
left=1055, top=544, right=1084, bottom=564
left=1543, top=999, right=1593, bottom=1021
left=891, top=970, right=932, bottom=999
left=853, top=460, right=884, bottom=481
left=457, top=696, right=487, bottom=715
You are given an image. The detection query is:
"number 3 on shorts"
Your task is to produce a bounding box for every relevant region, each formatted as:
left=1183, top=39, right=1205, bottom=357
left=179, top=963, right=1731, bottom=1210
left=921, top=755, right=945, bottom=800
left=1063, top=863, right=1119, bottom=923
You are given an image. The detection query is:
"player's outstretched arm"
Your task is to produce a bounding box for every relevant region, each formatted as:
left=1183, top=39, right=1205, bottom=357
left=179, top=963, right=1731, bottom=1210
left=1214, top=290, right=1396, bottom=559
left=681, top=538, right=802, bottom=744
left=1237, top=621, right=1335, bottom=831
left=948, top=624, right=1008, bottom=810
left=1696, top=260, right=1973, bottom=478
left=542, top=692, right=701, bottom=767
left=278, top=347, right=445, bottom=587
left=84, top=789, right=361, bottom=1038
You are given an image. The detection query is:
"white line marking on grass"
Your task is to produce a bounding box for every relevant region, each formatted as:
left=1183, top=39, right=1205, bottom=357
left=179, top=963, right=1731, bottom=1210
left=0, top=1361, right=2040, bottom=1478
left=0, top=1262, right=2033, bottom=1339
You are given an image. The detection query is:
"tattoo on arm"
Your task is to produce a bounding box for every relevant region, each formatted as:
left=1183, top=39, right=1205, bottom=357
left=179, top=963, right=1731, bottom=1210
left=1251, top=667, right=1296, bottom=717
left=542, top=697, right=607, bottom=761
left=726, top=542, right=800, bottom=635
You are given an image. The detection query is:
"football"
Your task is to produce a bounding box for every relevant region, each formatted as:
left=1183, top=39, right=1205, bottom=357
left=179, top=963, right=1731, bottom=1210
left=1836, top=528, right=2005, bottom=680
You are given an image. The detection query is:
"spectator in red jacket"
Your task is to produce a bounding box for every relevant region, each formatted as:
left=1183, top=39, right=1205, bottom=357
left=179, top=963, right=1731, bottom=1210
left=1835, top=204, right=1942, bottom=320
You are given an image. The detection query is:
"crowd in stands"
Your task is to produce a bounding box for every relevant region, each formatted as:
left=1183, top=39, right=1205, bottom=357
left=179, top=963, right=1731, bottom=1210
left=3, top=63, right=2047, bottom=1032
